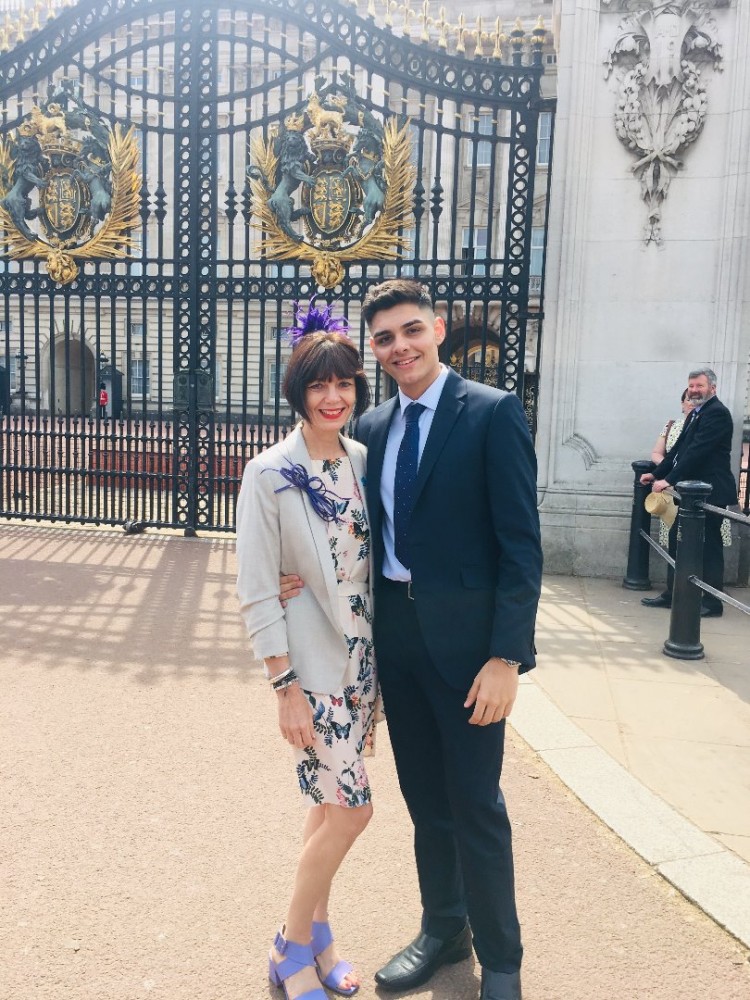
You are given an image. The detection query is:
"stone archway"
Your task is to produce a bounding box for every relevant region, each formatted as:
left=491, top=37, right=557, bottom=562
left=447, top=326, right=502, bottom=389
left=52, top=338, right=96, bottom=416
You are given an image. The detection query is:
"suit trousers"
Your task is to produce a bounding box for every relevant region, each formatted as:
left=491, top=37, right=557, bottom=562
left=663, top=511, right=725, bottom=613
left=374, top=578, right=522, bottom=974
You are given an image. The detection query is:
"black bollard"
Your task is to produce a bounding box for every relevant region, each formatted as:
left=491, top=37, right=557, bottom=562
left=663, top=480, right=712, bottom=660
left=623, top=460, right=656, bottom=590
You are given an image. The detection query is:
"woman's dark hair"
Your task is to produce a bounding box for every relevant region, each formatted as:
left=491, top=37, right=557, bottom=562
left=282, top=332, right=371, bottom=420
left=681, top=388, right=688, bottom=402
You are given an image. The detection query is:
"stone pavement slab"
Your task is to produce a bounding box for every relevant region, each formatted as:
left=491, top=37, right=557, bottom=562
left=1, top=526, right=749, bottom=999
left=512, top=575, right=750, bottom=949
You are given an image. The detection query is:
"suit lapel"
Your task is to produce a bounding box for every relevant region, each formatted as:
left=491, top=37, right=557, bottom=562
left=414, top=369, right=466, bottom=500
left=364, top=397, right=398, bottom=578
left=341, top=436, right=369, bottom=531
left=280, top=427, right=341, bottom=634
left=366, top=397, right=398, bottom=503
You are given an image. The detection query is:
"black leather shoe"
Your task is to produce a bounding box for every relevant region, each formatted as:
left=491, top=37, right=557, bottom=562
left=700, top=605, right=723, bottom=618
left=374, top=925, right=473, bottom=991
left=641, top=594, right=671, bottom=608
left=480, top=968, right=522, bottom=1000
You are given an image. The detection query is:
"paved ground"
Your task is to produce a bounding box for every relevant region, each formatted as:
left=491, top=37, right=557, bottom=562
left=1, top=525, right=749, bottom=999
left=530, top=576, right=750, bottom=864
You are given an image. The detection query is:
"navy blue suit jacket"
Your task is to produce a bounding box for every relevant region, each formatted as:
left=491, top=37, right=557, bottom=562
left=653, top=395, right=737, bottom=508
left=355, top=368, right=542, bottom=691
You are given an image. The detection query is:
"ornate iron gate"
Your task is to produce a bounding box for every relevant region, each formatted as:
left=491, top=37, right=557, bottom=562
left=0, top=0, right=550, bottom=533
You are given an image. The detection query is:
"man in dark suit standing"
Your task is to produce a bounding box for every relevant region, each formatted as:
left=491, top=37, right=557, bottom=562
left=357, top=280, right=542, bottom=1000
left=640, top=367, right=737, bottom=617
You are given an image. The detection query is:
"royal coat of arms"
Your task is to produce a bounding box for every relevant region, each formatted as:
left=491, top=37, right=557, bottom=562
left=0, top=83, right=141, bottom=285
left=249, top=80, right=415, bottom=288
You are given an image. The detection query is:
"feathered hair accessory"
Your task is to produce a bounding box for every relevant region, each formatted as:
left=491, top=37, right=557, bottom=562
left=286, top=296, right=349, bottom=346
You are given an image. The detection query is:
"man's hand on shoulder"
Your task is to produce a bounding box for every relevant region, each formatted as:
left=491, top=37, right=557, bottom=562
left=464, top=657, right=519, bottom=726
left=279, top=573, right=304, bottom=608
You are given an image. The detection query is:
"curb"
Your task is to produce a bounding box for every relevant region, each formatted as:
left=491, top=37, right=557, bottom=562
left=510, top=675, right=750, bottom=948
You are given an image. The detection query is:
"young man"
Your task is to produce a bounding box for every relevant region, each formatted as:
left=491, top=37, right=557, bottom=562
left=281, top=279, right=542, bottom=999
left=359, top=281, right=541, bottom=1000
left=640, top=366, right=736, bottom=617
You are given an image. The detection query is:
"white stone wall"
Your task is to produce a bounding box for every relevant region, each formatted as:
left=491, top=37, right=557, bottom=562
left=538, top=0, right=750, bottom=577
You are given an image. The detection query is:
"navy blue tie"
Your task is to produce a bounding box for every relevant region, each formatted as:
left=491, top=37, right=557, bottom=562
left=394, top=402, right=426, bottom=570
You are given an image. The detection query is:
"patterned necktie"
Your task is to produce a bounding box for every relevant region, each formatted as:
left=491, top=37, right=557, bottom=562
left=394, top=402, right=426, bottom=570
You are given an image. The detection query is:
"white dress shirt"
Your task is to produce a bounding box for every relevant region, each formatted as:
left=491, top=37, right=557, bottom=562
left=381, top=365, right=450, bottom=581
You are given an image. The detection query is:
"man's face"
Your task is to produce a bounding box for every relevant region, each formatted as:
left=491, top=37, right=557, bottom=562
left=687, top=375, right=716, bottom=405
left=368, top=303, right=446, bottom=400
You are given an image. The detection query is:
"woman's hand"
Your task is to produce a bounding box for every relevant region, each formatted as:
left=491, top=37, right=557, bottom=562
left=277, top=684, right=316, bottom=748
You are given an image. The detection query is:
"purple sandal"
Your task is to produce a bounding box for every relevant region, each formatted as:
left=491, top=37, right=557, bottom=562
left=311, top=921, right=359, bottom=997
left=268, top=928, right=327, bottom=1000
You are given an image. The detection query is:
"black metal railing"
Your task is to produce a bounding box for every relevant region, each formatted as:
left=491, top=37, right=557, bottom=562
left=624, top=474, right=750, bottom=660
left=0, top=413, right=289, bottom=530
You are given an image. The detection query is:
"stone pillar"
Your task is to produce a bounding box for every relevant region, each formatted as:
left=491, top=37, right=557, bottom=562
left=537, top=0, right=750, bottom=577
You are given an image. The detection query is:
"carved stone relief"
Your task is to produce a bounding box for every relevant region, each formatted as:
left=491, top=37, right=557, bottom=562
left=603, top=1, right=723, bottom=244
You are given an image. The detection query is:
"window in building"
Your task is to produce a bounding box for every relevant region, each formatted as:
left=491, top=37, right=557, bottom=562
left=530, top=227, right=545, bottom=294
left=530, top=227, right=545, bottom=276
left=266, top=324, right=284, bottom=341
left=461, top=226, right=488, bottom=276
left=537, top=112, right=552, bottom=167
left=130, top=358, right=150, bottom=398
left=267, top=359, right=288, bottom=403
left=1, top=355, right=18, bottom=391
left=466, top=113, right=493, bottom=167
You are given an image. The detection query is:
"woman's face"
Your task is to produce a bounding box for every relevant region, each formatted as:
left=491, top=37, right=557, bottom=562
left=681, top=396, right=696, bottom=417
left=304, top=375, right=357, bottom=433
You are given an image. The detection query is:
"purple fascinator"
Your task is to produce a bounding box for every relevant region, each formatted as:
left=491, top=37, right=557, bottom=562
left=286, top=296, right=349, bottom=346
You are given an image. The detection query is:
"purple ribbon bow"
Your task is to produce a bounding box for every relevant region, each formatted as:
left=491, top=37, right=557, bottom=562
left=264, top=461, right=349, bottom=523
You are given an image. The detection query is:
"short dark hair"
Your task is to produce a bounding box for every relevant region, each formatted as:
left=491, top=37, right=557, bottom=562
left=680, top=388, right=688, bottom=402
left=362, top=279, right=433, bottom=327
left=283, top=332, right=371, bottom=420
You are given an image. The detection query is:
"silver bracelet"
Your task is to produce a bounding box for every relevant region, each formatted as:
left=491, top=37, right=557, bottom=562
left=271, top=669, right=298, bottom=692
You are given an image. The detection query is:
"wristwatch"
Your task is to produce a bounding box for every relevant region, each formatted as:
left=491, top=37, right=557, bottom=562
left=501, top=658, right=521, bottom=669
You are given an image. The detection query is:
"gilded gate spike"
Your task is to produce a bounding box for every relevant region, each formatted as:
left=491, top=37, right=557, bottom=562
left=367, top=0, right=376, bottom=18
left=384, top=0, right=398, bottom=28
left=491, top=18, right=505, bottom=61
left=510, top=17, right=526, bottom=52
left=471, top=16, right=486, bottom=59
left=531, top=15, right=546, bottom=49
left=454, top=12, right=466, bottom=55
left=419, top=0, right=430, bottom=43
left=398, top=1, right=416, bottom=38
left=431, top=6, right=450, bottom=49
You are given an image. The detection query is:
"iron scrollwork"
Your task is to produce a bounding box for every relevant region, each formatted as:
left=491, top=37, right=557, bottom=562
left=248, top=79, right=415, bottom=288
left=0, top=82, right=142, bottom=284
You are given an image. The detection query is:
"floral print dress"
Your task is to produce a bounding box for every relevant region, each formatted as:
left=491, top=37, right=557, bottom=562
left=294, top=457, right=377, bottom=809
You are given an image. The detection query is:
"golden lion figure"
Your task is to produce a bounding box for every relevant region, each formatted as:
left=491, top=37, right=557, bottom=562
left=19, top=103, right=67, bottom=140
left=306, top=93, right=347, bottom=140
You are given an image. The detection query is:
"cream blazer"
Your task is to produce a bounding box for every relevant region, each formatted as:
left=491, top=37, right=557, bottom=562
left=235, top=425, right=371, bottom=694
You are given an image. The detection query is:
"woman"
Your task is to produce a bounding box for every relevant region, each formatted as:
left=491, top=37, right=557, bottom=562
left=236, top=300, right=375, bottom=1000
left=650, top=388, right=732, bottom=549
left=650, top=389, right=694, bottom=547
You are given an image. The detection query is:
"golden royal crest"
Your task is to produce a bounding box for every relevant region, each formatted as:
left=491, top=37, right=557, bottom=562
left=0, top=83, right=141, bottom=285
left=248, top=80, right=415, bottom=288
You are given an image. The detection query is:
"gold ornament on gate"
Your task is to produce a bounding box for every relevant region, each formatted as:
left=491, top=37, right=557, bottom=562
left=0, top=82, right=142, bottom=285
left=248, top=76, right=415, bottom=289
